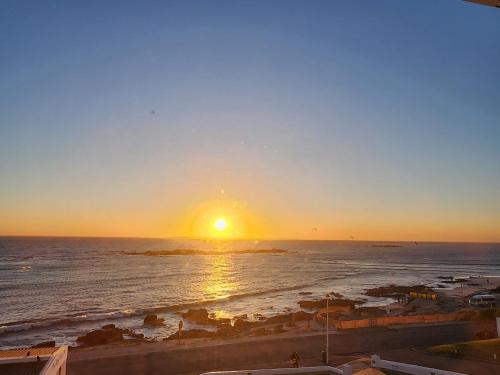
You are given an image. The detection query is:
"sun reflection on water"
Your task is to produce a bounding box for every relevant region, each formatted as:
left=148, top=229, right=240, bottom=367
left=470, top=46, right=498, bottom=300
left=202, top=254, right=238, bottom=301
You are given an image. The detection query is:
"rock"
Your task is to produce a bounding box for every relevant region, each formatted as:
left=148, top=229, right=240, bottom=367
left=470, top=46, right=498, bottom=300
left=102, top=324, right=116, bottom=329
left=214, top=326, right=238, bottom=339
left=253, top=327, right=269, bottom=336
left=299, top=300, right=324, bottom=309
left=254, top=313, right=266, bottom=320
left=180, top=309, right=229, bottom=326
left=298, top=298, right=357, bottom=309
left=234, top=314, right=248, bottom=320
left=328, top=292, right=343, bottom=298
left=31, top=340, right=55, bottom=348
left=299, top=291, right=313, bottom=295
left=210, top=317, right=231, bottom=325
left=166, top=329, right=214, bottom=340
left=233, top=319, right=259, bottom=331
left=144, top=314, right=165, bottom=326
left=293, top=311, right=314, bottom=321
left=76, top=327, right=124, bottom=346
left=181, top=308, right=209, bottom=323
left=124, top=330, right=144, bottom=339
left=265, top=313, right=293, bottom=325
left=273, top=324, right=286, bottom=333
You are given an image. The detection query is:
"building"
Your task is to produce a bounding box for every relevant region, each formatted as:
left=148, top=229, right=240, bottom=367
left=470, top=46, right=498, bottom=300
left=0, top=346, right=68, bottom=375
left=200, top=355, right=468, bottom=375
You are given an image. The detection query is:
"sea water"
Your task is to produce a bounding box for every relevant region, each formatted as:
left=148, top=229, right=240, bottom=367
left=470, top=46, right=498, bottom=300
left=1, top=237, right=499, bottom=348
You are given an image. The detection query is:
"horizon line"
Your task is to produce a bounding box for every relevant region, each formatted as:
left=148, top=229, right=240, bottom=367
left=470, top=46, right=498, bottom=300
left=0, top=234, right=498, bottom=245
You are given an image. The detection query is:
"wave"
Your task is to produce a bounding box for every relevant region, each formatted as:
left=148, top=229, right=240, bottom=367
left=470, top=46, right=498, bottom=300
left=0, top=274, right=353, bottom=336
left=0, top=266, right=368, bottom=340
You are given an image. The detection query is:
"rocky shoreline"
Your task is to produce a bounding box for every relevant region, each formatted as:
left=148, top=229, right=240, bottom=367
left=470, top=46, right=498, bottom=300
left=28, top=278, right=500, bottom=349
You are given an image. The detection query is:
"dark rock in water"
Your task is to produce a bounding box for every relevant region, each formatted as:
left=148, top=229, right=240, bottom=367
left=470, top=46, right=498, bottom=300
left=233, top=319, right=259, bottom=331
left=124, top=330, right=144, bottom=339
left=211, top=317, right=231, bottom=325
left=438, top=276, right=454, bottom=280
left=76, top=327, right=124, bottom=346
left=182, top=308, right=209, bottom=322
left=144, top=314, right=165, bottom=326
left=299, top=291, right=313, bottom=296
left=298, top=298, right=357, bottom=309
left=31, top=340, right=55, bottom=348
left=266, top=313, right=293, bottom=325
left=181, top=308, right=230, bottom=326
left=125, top=248, right=287, bottom=256
left=328, top=292, right=343, bottom=298
left=166, top=329, right=213, bottom=340
left=102, top=324, right=116, bottom=329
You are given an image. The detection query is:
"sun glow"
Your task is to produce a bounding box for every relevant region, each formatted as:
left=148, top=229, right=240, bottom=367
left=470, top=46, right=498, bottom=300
left=214, top=217, right=228, bottom=232
left=185, top=193, right=266, bottom=239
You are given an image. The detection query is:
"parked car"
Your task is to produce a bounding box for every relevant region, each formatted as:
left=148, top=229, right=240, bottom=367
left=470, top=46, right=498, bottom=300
left=469, top=294, right=497, bottom=307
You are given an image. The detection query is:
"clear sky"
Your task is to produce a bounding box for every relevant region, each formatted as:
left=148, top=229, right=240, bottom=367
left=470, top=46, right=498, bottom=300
left=1, top=1, right=499, bottom=241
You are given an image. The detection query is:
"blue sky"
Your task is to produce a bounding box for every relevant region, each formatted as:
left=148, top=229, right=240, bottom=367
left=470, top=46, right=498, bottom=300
left=1, top=1, right=499, bottom=240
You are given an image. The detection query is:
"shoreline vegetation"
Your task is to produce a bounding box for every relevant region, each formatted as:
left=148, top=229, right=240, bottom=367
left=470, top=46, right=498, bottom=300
left=122, top=248, right=288, bottom=256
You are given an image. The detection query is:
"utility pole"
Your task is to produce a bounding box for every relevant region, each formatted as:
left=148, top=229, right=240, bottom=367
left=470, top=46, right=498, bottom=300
left=326, top=295, right=329, bottom=364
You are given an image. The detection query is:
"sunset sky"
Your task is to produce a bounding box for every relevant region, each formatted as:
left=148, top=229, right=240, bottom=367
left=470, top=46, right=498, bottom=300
left=1, top=1, right=499, bottom=241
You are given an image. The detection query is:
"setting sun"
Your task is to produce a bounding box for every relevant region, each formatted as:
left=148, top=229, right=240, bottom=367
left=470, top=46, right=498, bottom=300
left=213, top=218, right=228, bottom=232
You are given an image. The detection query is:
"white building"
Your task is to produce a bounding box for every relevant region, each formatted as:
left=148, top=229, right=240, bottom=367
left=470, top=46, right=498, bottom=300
left=200, top=355, right=469, bottom=375
left=0, top=346, right=68, bottom=375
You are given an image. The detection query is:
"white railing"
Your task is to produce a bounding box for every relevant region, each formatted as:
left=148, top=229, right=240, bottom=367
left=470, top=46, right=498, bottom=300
left=371, top=355, right=468, bottom=375
left=40, top=346, right=68, bottom=375
left=201, top=364, right=352, bottom=375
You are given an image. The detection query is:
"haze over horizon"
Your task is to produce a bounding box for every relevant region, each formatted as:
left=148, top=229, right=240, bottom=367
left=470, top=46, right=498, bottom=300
left=1, top=1, right=499, bottom=242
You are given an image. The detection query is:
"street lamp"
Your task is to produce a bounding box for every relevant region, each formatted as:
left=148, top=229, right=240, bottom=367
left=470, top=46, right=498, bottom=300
left=326, top=294, right=329, bottom=364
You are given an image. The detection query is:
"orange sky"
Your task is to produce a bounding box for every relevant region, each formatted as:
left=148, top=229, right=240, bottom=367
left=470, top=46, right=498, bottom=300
left=1, top=2, right=500, bottom=243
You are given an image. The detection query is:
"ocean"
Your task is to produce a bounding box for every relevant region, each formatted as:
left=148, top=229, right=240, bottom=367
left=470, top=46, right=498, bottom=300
left=1, top=237, right=499, bottom=348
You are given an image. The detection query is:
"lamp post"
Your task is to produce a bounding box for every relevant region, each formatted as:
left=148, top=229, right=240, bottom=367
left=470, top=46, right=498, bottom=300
left=326, top=295, right=329, bottom=364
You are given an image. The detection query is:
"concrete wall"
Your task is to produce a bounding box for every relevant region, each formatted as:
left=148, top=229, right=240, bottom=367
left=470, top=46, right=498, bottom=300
left=333, top=311, right=471, bottom=330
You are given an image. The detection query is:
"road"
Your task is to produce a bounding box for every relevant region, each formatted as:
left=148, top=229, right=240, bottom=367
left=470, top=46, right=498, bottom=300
left=68, top=322, right=493, bottom=375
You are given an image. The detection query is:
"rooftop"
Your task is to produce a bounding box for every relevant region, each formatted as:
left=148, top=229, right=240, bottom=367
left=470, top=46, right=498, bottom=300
left=0, top=360, right=48, bottom=375
left=0, top=346, right=67, bottom=375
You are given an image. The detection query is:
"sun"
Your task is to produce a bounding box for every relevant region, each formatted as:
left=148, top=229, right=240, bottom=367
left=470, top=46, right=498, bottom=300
left=214, top=217, right=228, bottom=232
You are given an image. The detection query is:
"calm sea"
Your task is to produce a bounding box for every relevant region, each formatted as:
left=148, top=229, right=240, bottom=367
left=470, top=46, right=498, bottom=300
left=0, top=237, right=499, bottom=348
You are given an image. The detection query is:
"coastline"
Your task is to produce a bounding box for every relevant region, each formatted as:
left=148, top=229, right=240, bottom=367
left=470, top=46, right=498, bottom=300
left=2, top=237, right=499, bottom=349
